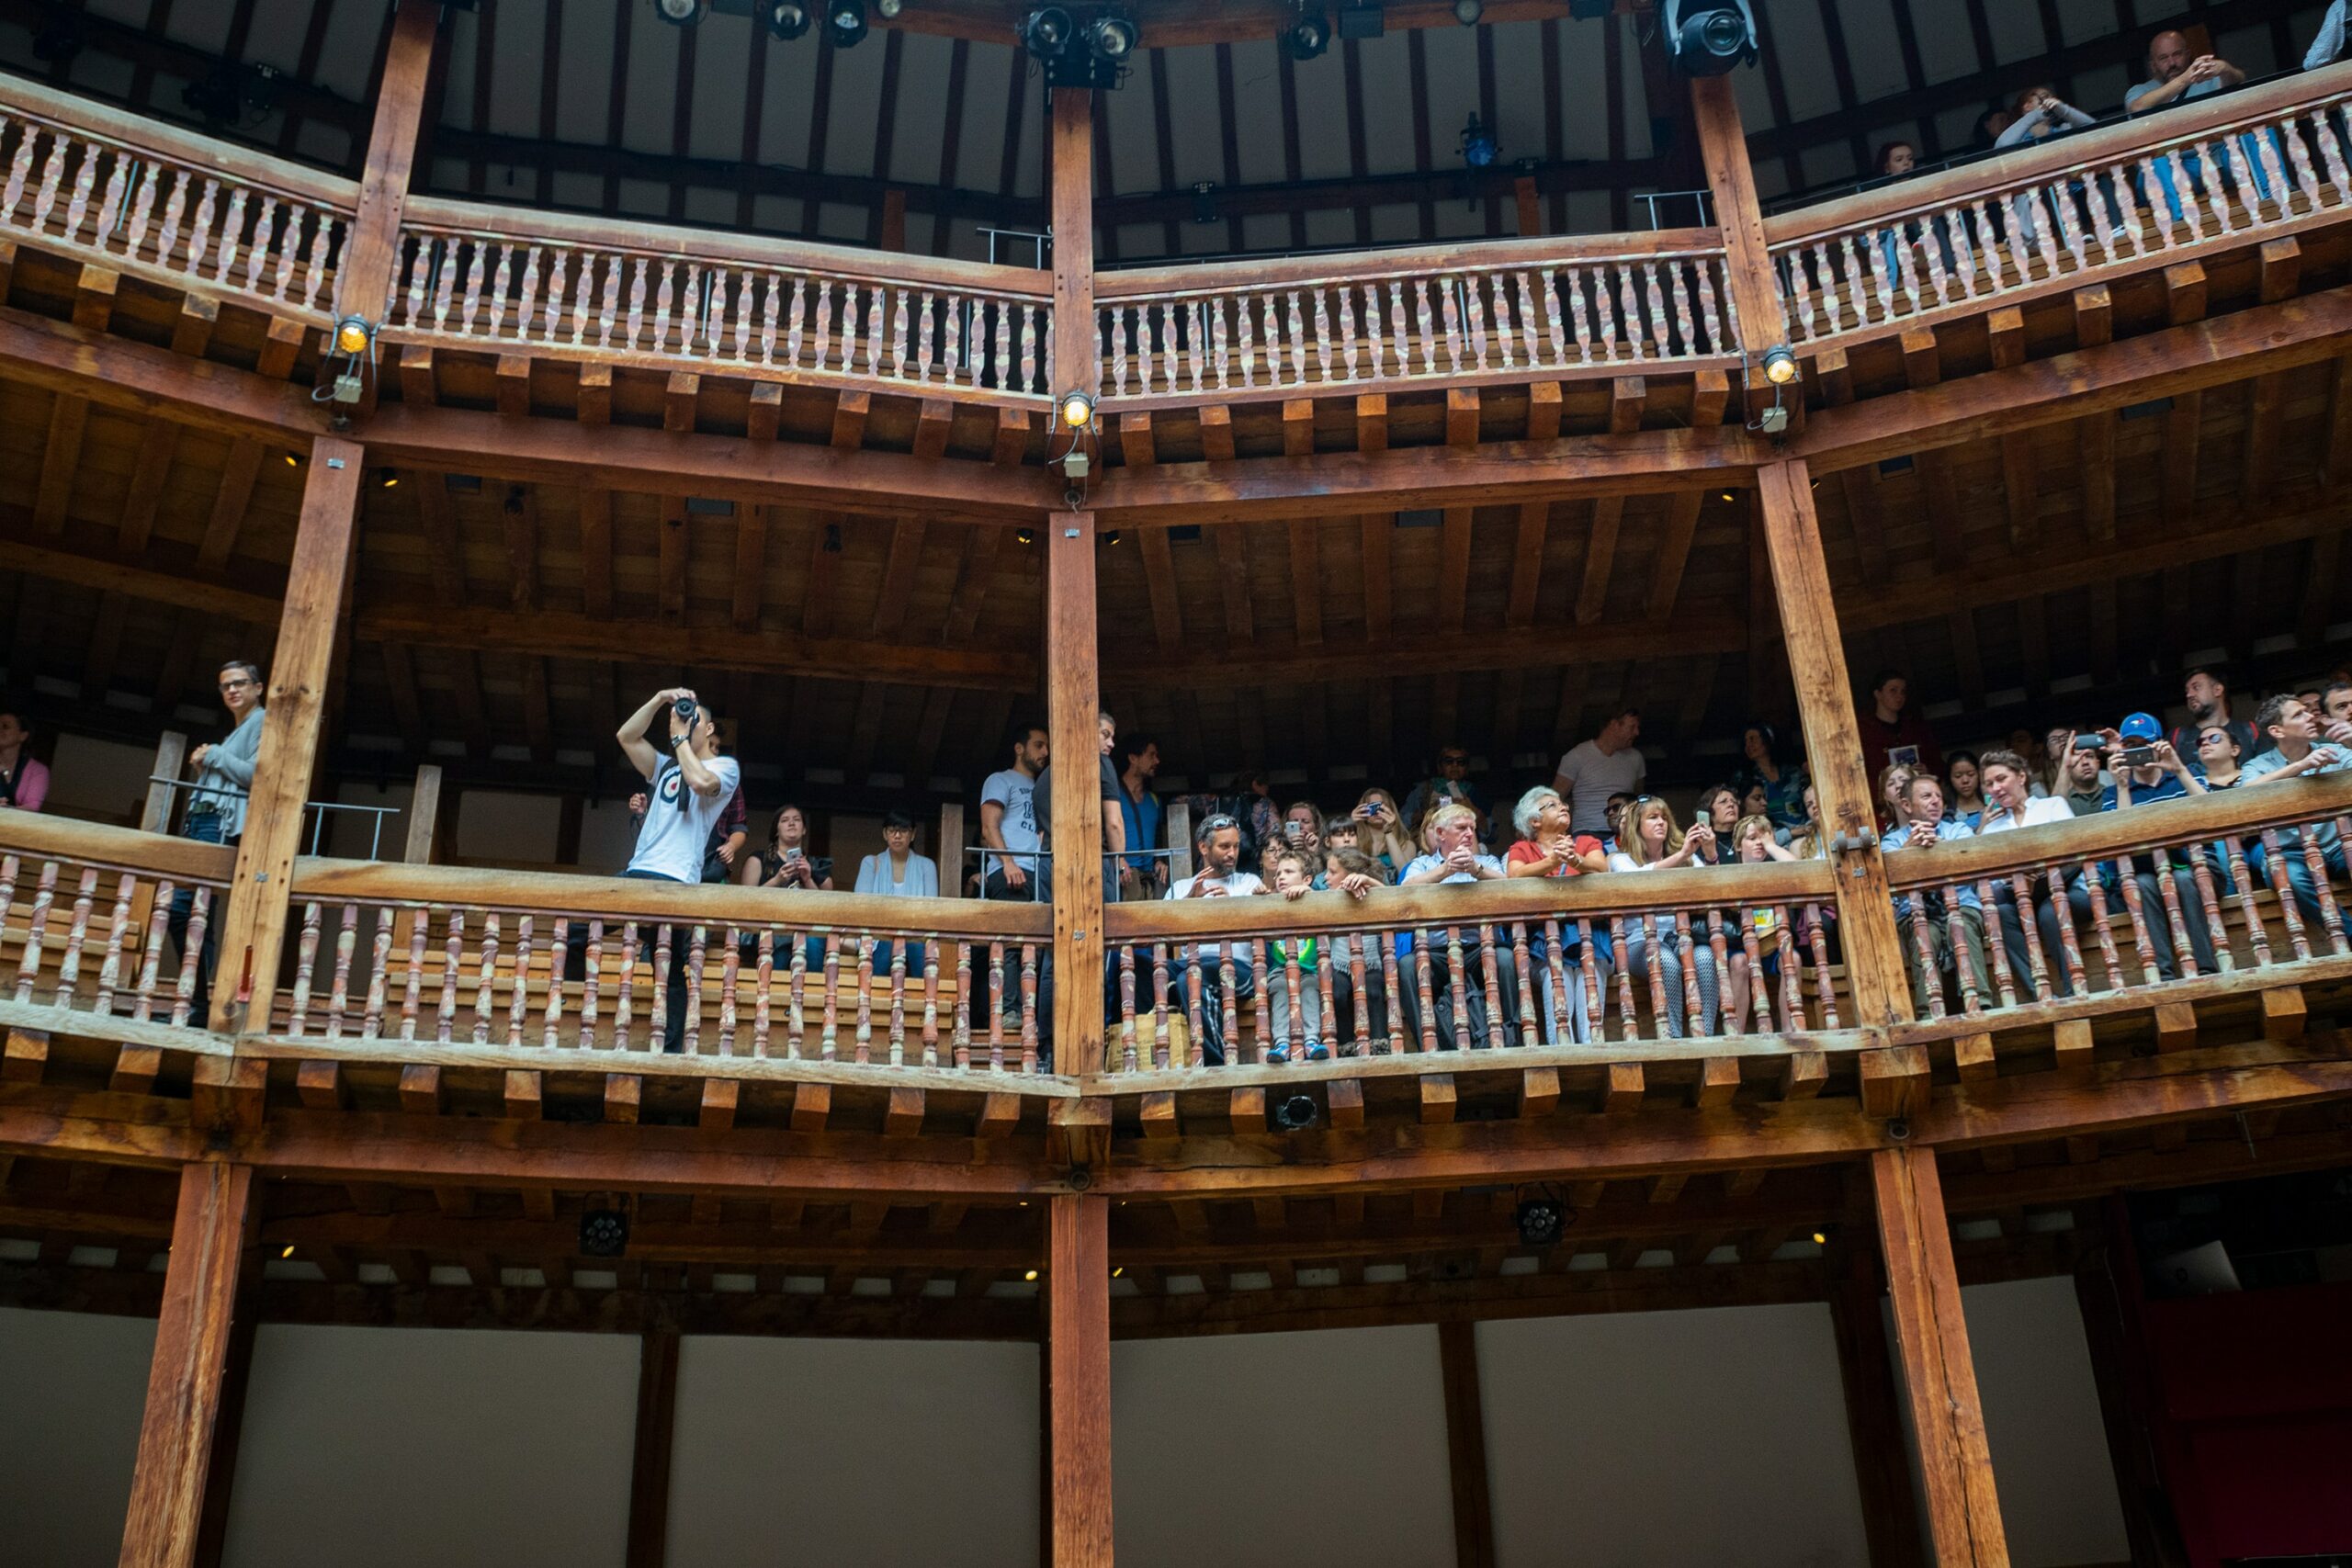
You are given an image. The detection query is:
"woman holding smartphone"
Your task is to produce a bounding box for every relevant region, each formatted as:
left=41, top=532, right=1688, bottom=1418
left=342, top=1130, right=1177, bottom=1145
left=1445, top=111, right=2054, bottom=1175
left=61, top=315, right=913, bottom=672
left=1351, top=788, right=1416, bottom=873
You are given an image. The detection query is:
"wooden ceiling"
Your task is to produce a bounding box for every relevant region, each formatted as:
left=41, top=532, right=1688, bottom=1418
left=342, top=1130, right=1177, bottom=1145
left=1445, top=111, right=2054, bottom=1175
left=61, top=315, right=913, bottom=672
left=2, top=0, right=2334, bottom=265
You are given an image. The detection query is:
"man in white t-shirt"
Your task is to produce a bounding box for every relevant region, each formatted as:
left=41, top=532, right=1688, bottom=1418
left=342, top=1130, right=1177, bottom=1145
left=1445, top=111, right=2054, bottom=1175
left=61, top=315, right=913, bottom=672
left=1164, top=814, right=1266, bottom=1065
left=1974, top=748, right=2078, bottom=1001
left=616, top=686, right=741, bottom=1050
left=1551, top=708, right=1646, bottom=837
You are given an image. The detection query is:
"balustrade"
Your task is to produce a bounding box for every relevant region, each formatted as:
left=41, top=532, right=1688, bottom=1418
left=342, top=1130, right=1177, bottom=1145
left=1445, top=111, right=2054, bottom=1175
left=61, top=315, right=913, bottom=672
left=1093, top=231, right=1742, bottom=406
left=1768, top=70, right=2352, bottom=350
left=0, top=76, right=355, bottom=316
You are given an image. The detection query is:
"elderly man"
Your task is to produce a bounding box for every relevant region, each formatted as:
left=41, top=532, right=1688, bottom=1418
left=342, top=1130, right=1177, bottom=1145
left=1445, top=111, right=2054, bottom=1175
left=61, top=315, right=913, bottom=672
left=1399, top=802, right=1521, bottom=1050
left=1882, top=773, right=1992, bottom=1015
left=1163, top=813, right=1268, bottom=1066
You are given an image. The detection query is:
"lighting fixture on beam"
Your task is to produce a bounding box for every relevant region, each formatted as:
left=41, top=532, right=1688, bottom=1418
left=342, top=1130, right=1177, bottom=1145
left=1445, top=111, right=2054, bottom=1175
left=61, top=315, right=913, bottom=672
left=1452, top=0, right=1482, bottom=22
left=653, top=0, right=707, bottom=25
left=1516, top=1196, right=1565, bottom=1247
left=828, top=0, right=869, bottom=46
left=316, top=314, right=378, bottom=409
left=1284, top=9, right=1331, bottom=60
left=580, top=1206, right=631, bottom=1258
left=764, top=0, right=813, bottom=38
left=1458, top=112, right=1498, bottom=169
left=1021, top=6, right=1138, bottom=89
left=1661, top=0, right=1758, bottom=75
left=1760, top=344, right=1799, bottom=385
left=876, top=0, right=903, bottom=15
left=1058, top=389, right=1098, bottom=430
left=1270, top=1092, right=1319, bottom=1132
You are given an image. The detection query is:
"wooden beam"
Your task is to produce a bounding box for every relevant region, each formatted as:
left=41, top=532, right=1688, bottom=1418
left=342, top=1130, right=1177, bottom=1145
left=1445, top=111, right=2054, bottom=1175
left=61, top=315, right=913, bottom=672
left=1871, top=1147, right=2007, bottom=1566
left=624, top=1326, right=681, bottom=1568
left=209, top=437, right=365, bottom=1032
left=1048, top=1194, right=1113, bottom=1568
left=1437, top=1319, right=1498, bottom=1568
left=118, top=1162, right=256, bottom=1568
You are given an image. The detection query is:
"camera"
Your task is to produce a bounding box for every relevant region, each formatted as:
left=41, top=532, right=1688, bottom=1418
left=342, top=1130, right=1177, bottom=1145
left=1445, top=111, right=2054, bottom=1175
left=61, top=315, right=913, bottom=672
left=672, top=695, right=700, bottom=728
left=2072, top=733, right=2103, bottom=753
left=2116, top=744, right=2155, bottom=769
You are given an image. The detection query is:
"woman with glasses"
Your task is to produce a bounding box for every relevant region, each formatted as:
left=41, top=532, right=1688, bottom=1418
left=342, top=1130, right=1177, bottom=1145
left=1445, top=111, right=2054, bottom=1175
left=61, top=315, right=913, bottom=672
left=1607, top=796, right=1724, bottom=1037
left=169, top=660, right=267, bottom=1021
left=855, top=810, right=940, bottom=980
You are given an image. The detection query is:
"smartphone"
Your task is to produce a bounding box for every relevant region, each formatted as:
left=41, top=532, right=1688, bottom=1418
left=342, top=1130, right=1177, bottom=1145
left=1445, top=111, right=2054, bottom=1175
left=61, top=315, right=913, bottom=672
left=1283, top=821, right=1303, bottom=842
left=2116, top=744, right=2155, bottom=769
left=1886, top=745, right=1921, bottom=768
left=2072, top=734, right=2103, bottom=753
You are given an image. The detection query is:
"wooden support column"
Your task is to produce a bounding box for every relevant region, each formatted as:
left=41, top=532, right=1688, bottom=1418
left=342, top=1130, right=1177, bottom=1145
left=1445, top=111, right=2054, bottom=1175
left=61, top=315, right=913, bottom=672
left=142, top=731, right=188, bottom=834
left=624, top=1326, right=682, bottom=1568
left=208, top=438, right=367, bottom=1032
left=1870, top=1147, right=2009, bottom=1568
left=1756, top=460, right=1911, bottom=1031
left=1827, top=1245, right=1928, bottom=1568
left=1047, top=84, right=1104, bottom=1077
left=119, top=1162, right=257, bottom=1568
left=1046, top=1193, right=1113, bottom=1568
left=334, top=0, right=441, bottom=324
left=188, top=1255, right=262, bottom=1568
left=1436, top=1321, right=1498, bottom=1568
left=403, top=762, right=443, bottom=863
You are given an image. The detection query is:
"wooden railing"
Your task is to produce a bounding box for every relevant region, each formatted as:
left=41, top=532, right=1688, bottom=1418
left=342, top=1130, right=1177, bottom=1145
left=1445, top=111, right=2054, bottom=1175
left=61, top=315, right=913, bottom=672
left=384, top=197, right=1056, bottom=404
left=1096, top=863, right=1842, bottom=1069
left=1882, top=773, right=2352, bottom=1021
left=0, top=74, right=356, bottom=317
left=0, top=814, right=236, bottom=1031
left=1766, top=68, right=2352, bottom=351
left=1091, top=230, right=1743, bottom=408
left=274, top=859, right=1056, bottom=1070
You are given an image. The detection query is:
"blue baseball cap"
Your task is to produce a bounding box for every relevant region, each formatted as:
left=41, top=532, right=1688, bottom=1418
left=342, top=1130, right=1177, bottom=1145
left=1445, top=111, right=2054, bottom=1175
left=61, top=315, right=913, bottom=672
left=2118, top=711, right=2163, bottom=742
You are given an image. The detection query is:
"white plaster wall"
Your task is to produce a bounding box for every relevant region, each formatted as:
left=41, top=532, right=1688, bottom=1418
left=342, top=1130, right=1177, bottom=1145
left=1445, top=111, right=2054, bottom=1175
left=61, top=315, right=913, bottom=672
left=664, top=1337, right=1040, bottom=1568
left=217, top=1325, right=639, bottom=1568
left=1962, top=1278, right=2132, bottom=1568
left=1111, top=1325, right=1457, bottom=1568
left=0, top=1307, right=154, bottom=1568
left=1480, top=1303, right=1872, bottom=1568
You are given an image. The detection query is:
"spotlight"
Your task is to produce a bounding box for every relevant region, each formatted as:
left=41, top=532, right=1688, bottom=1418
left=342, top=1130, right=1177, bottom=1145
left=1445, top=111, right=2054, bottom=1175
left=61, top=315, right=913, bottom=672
left=334, top=316, right=371, bottom=356
left=1111, top=1265, right=1125, bottom=1278
left=1516, top=1197, right=1564, bottom=1247
left=1271, top=1092, right=1318, bottom=1132
left=377, top=468, right=400, bottom=489
left=317, top=315, right=376, bottom=408
left=1284, top=10, right=1330, bottom=60
left=1760, top=344, right=1799, bottom=385
left=1021, top=6, right=1075, bottom=55
left=581, top=1208, right=631, bottom=1257
left=876, top=0, right=903, bottom=14
left=653, top=0, right=707, bottom=25
left=1101, top=529, right=1124, bottom=545
left=1023, top=1268, right=1040, bottom=1281
left=1088, top=10, right=1138, bottom=62
left=280, top=1244, right=298, bottom=1259
left=1452, top=0, right=1481, bottom=22
left=283, top=452, right=302, bottom=468
left=1810, top=1228, right=1829, bottom=1246
left=1016, top=526, right=1037, bottom=546
left=1661, top=0, right=1758, bottom=75
left=1458, top=112, right=1498, bottom=169
left=827, top=0, right=868, bottom=46
left=1058, top=388, right=1098, bottom=430
left=766, top=0, right=813, bottom=38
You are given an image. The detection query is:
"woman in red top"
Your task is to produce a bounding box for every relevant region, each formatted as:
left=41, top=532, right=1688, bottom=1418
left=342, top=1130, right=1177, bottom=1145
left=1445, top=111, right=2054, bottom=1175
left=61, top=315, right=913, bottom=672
left=1504, top=785, right=1609, bottom=1043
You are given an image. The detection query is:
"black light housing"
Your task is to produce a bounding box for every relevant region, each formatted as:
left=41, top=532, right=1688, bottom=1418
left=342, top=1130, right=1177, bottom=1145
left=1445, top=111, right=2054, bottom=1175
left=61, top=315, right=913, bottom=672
left=1021, top=6, right=1137, bottom=89
left=766, top=0, right=813, bottom=38
left=827, top=0, right=869, bottom=46
left=1661, top=0, right=1758, bottom=75
left=1271, top=1092, right=1318, bottom=1132
left=1087, top=10, right=1137, bottom=62
left=1516, top=1197, right=1565, bottom=1247
left=653, top=0, right=707, bottom=25
left=1022, top=6, right=1075, bottom=55
left=1284, top=10, right=1331, bottom=60
left=580, top=1207, right=630, bottom=1258
left=1452, top=0, right=1482, bottom=22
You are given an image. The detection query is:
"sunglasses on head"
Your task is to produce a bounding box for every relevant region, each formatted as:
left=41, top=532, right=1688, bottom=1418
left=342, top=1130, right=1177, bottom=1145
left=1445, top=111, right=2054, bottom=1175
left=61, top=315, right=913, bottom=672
left=1199, top=814, right=1239, bottom=833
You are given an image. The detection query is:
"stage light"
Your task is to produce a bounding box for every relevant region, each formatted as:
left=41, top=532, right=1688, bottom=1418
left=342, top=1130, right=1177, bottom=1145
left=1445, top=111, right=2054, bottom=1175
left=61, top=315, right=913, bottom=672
left=1284, top=10, right=1330, bottom=60
left=827, top=0, right=868, bottom=46
left=377, top=468, right=400, bottom=489
left=1088, top=10, right=1138, bottom=62
left=1458, top=112, right=1498, bottom=169
left=1058, top=388, right=1098, bottom=429
left=1024, top=1268, right=1040, bottom=1281
left=1761, top=344, right=1799, bottom=384
left=1811, top=1229, right=1828, bottom=1246
left=1516, top=1197, right=1564, bottom=1247
left=580, top=1207, right=631, bottom=1258
left=334, top=318, right=371, bottom=355
left=653, top=0, right=707, bottom=26
left=876, top=0, right=903, bottom=15
left=1021, top=6, right=1075, bottom=55
left=319, top=315, right=377, bottom=408
left=1016, top=526, right=1037, bottom=546
left=280, top=1244, right=298, bottom=1259
left=1270, top=1092, right=1319, bottom=1132
left=1662, top=0, right=1758, bottom=75
left=1452, top=0, right=1481, bottom=22
left=766, top=0, right=812, bottom=38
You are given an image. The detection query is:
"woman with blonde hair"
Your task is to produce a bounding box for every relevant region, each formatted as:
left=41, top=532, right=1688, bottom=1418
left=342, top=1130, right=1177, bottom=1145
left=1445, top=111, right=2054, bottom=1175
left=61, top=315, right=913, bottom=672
left=1606, top=795, right=1722, bottom=1036
left=1351, top=787, right=1415, bottom=872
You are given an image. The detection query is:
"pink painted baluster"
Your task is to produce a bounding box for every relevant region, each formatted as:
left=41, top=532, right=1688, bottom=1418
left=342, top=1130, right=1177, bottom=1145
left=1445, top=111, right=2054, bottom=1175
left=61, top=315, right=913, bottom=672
left=399, top=908, right=428, bottom=1040
left=51, top=866, right=100, bottom=1009
left=2259, top=829, right=2312, bottom=960
left=472, top=911, right=500, bottom=1043
left=506, top=913, right=535, bottom=1046
left=753, top=930, right=775, bottom=1056
left=616, top=920, right=641, bottom=1045
left=541, top=918, right=569, bottom=1047
left=1152, top=943, right=1174, bottom=1067
left=852, top=933, right=876, bottom=1065
left=1804, top=905, right=1839, bottom=1028
left=1976, top=881, right=2018, bottom=1009
left=173, top=888, right=212, bottom=1027
left=1022, top=942, right=1043, bottom=1072
left=92, top=872, right=136, bottom=1017
left=954, top=942, right=975, bottom=1068
left=132, top=874, right=172, bottom=1022
left=1414, top=935, right=1441, bottom=1054
left=362, top=907, right=393, bottom=1040
left=718, top=926, right=741, bottom=1056
left=1379, top=932, right=1408, bottom=1053
left=13, top=861, right=58, bottom=1003
left=683, top=924, right=707, bottom=1054
left=649, top=921, right=674, bottom=1055
left=2221, top=839, right=2272, bottom=968
left=326, top=901, right=358, bottom=1039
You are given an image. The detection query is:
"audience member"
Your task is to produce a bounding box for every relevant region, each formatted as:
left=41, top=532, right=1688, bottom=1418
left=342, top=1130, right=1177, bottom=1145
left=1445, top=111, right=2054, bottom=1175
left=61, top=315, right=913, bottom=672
left=2321, top=681, right=2352, bottom=747
left=1553, top=708, right=1645, bottom=838
left=2168, top=667, right=2257, bottom=761
left=2244, top=694, right=2352, bottom=943
left=1506, top=784, right=1609, bottom=1040
left=615, top=687, right=739, bottom=1049
left=2310, top=0, right=2351, bottom=68
left=2052, top=734, right=2109, bottom=816
left=1164, top=813, right=1266, bottom=1066
left=0, top=710, right=47, bottom=811
left=1117, top=732, right=1166, bottom=899
left=1400, top=802, right=1518, bottom=1047
left=742, top=805, right=834, bottom=891
left=1609, top=796, right=1722, bottom=1036
left=980, top=722, right=1048, bottom=900
left=1859, top=671, right=1942, bottom=797
left=2127, top=30, right=2267, bottom=220
left=1878, top=761, right=1917, bottom=831
left=2099, top=715, right=2220, bottom=978
left=1033, top=709, right=1127, bottom=897
left=1693, top=784, right=1742, bottom=863
left=1731, top=722, right=1807, bottom=829
left=1402, top=743, right=1489, bottom=841
left=1974, top=748, right=2078, bottom=998
left=1264, top=848, right=1327, bottom=1058
left=857, top=810, right=939, bottom=978
left=1996, top=84, right=2095, bottom=146
left=170, top=661, right=267, bottom=1021
left=1945, top=751, right=1986, bottom=827
left=1351, top=788, right=1416, bottom=871
left=1883, top=773, right=1993, bottom=1015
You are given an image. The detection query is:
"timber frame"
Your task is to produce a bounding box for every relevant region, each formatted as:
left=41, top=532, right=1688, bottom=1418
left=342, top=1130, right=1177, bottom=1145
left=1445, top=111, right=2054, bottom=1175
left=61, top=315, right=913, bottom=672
left=5, top=23, right=2352, bottom=1568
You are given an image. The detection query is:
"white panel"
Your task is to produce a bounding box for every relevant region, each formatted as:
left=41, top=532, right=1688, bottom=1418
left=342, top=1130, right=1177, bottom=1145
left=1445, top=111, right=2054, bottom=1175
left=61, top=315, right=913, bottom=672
left=1112, top=1326, right=1453, bottom=1568
left=821, top=34, right=888, bottom=179
left=1834, top=0, right=1909, bottom=102
left=757, top=29, right=822, bottom=171
left=1370, top=201, right=1423, bottom=243
left=1983, top=0, right=2048, bottom=63
left=164, top=0, right=235, bottom=55
left=1730, top=50, right=1775, bottom=130
left=316, top=0, right=393, bottom=102
left=1227, top=39, right=1290, bottom=187
left=487, top=0, right=550, bottom=139
left=1357, top=33, right=1419, bottom=174
left=1557, top=16, right=1612, bottom=159
left=1617, top=21, right=1654, bottom=158
left=1909, top=0, right=1981, bottom=81
left=554, top=169, right=606, bottom=213
left=887, top=33, right=955, bottom=189
left=1304, top=207, right=1357, bottom=248
left=2055, top=0, right=2115, bottom=48
left=324, top=777, right=413, bottom=862
left=452, top=789, right=563, bottom=865
left=961, top=44, right=1024, bottom=195
left=1105, top=59, right=1159, bottom=195
left=1482, top=1303, right=1871, bottom=1568
left=1161, top=44, right=1225, bottom=189
left=559, top=5, right=621, bottom=145
left=1419, top=24, right=1481, bottom=182
left=220, top=1325, right=637, bottom=1568
left=43, top=734, right=154, bottom=820
left=436, top=8, right=479, bottom=129
left=1766, top=0, right=1842, bottom=119
left=577, top=797, right=642, bottom=870
left=1962, top=1278, right=2131, bottom=1568
left=621, top=16, right=683, bottom=157
left=681, top=185, right=737, bottom=226
left=685, top=17, right=754, bottom=164
left=1491, top=19, right=1547, bottom=160
left=2214, top=24, right=2282, bottom=74
left=1294, top=49, right=1353, bottom=182
left=0, top=1307, right=153, bottom=1568
left=245, top=0, right=318, bottom=74
left=667, top=1338, right=1038, bottom=1568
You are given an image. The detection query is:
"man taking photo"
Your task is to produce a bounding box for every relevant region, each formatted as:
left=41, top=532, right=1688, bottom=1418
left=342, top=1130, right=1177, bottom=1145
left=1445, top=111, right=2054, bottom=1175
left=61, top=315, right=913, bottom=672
left=615, top=686, right=739, bottom=1051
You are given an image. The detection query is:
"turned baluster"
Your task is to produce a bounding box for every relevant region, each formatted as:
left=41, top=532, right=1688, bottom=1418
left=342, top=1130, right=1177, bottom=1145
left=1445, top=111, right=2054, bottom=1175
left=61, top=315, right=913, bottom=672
left=395, top=906, right=427, bottom=1040
left=761, top=273, right=785, bottom=366
left=92, top=150, right=130, bottom=251
left=429, top=228, right=463, bottom=331
left=581, top=919, right=606, bottom=1045
left=469, top=911, right=500, bottom=1043
left=1414, top=934, right=1441, bottom=1054
left=1803, top=905, right=1839, bottom=1028
left=172, top=888, right=211, bottom=1027
left=30, top=130, right=74, bottom=234
left=323, top=901, right=358, bottom=1040
left=1632, top=914, right=1668, bottom=1040
left=506, top=913, right=535, bottom=1047
left=1740, top=916, right=1771, bottom=1033
left=1234, top=293, right=1260, bottom=388
left=820, top=932, right=841, bottom=1061
left=1151, top=942, right=1173, bottom=1068
left=427, top=909, right=462, bottom=1043
left=1604, top=915, right=1635, bottom=1035
left=863, top=284, right=888, bottom=376
left=2195, top=138, right=2235, bottom=237
left=615, top=920, right=641, bottom=1046
left=1115, top=945, right=1138, bottom=1071
left=1022, top=942, right=1043, bottom=1072
left=1437, top=276, right=1464, bottom=373
left=2299, top=829, right=2349, bottom=954
left=648, top=922, right=675, bottom=1055
left=1181, top=946, right=1204, bottom=1067
left=1593, top=262, right=1625, bottom=360
left=1347, top=937, right=1373, bottom=1057
left=2259, top=829, right=2312, bottom=959
left=718, top=926, right=741, bottom=1056
left=2091, top=858, right=2153, bottom=987
left=2220, top=839, right=2272, bottom=967
left=1257, top=937, right=1281, bottom=1063
left=1543, top=919, right=1576, bottom=1043
left=677, top=924, right=705, bottom=1055
left=1773, top=918, right=1802, bottom=1031
left=752, top=930, right=775, bottom=1057
left=1906, top=894, right=1945, bottom=1020
left=953, top=942, right=974, bottom=1069
left=132, top=874, right=172, bottom=1022
left=541, top=249, right=570, bottom=344
left=1, top=119, right=40, bottom=220
left=14, top=861, right=58, bottom=1003
left=1509, top=921, right=1539, bottom=1047
left=357, top=907, right=392, bottom=1041
left=1974, top=881, right=2018, bottom=1008
left=1668, top=911, right=1703, bottom=1035
left=1472, top=923, right=1507, bottom=1049
left=543, top=918, right=569, bottom=1047
left=48, top=865, right=100, bottom=1010
left=886, top=937, right=908, bottom=1066
left=88, top=872, right=135, bottom=1018
left=1378, top=932, right=1408, bottom=1054
left=854, top=933, right=876, bottom=1066
left=987, top=939, right=1006, bottom=1068
left=922, top=943, right=941, bottom=1068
